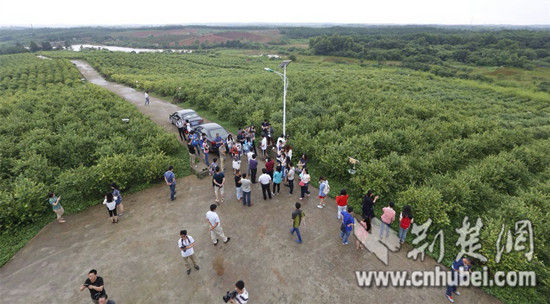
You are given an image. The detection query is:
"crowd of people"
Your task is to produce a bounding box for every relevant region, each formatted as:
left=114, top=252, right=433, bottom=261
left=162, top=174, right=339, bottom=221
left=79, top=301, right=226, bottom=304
left=44, top=115, right=469, bottom=303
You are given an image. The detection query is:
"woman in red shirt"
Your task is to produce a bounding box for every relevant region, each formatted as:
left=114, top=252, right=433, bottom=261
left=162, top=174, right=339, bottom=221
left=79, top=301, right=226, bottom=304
left=399, top=205, right=414, bottom=245
left=335, top=189, right=349, bottom=220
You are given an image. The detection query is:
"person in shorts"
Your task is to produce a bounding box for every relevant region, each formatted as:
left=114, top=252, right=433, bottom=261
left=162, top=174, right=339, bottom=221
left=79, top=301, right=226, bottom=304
left=48, top=192, right=65, bottom=223
left=103, top=193, right=118, bottom=223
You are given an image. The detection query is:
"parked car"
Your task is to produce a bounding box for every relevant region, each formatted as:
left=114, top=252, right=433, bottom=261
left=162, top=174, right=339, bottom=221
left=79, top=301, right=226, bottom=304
left=193, top=123, right=229, bottom=153
left=169, top=109, right=203, bottom=127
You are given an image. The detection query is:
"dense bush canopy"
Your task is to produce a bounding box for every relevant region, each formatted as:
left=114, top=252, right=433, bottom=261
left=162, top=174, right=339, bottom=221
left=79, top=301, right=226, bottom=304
left=0, top=53, right=189, bottom=230
left=47, top=50, right=550, bottom=303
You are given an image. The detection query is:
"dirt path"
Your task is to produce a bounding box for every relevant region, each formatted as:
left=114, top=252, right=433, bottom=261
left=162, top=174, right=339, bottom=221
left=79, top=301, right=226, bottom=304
left=0, top=61, right=501, bottom=304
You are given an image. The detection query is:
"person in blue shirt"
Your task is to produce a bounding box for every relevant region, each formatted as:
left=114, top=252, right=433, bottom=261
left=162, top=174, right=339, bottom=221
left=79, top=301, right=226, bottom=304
left=191, top=132, right=201, bottom=156
left=164, top=166, right=176, bottom=201
left=272, top=166, right=283, bottom=195
left=445, top=257, right=472, bottom=303
left=340, top=206, right=355, bottom=245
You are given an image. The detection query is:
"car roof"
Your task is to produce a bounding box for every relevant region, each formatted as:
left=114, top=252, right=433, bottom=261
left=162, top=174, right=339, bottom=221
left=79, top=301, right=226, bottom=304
left=177, top=109, right=196, bottom=115
left=200, top=123, right=225, bottom=130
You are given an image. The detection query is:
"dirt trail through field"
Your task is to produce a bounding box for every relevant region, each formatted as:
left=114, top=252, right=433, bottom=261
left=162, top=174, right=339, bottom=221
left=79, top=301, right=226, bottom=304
left=0, top=61, right=501, bottom=304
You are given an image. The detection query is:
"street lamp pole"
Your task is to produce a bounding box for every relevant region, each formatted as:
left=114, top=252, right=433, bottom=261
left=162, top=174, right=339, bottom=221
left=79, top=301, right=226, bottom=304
left=264, top=60, right=291, bottom=138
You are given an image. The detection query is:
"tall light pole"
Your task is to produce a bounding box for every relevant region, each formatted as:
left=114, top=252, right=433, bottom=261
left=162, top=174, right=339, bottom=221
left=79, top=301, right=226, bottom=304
left=264, top=60, right=291, bottom=137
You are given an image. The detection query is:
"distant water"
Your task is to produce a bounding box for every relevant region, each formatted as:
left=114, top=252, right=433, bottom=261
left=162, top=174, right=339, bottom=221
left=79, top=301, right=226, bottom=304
left=70, top=44, right=192, bottom=54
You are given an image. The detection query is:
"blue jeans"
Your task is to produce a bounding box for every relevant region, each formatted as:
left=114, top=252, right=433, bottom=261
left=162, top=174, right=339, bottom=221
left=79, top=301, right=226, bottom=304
left=204, top=152, right=209, bottom=165
left=242, top=191, right=251, bottom=206
left=169, top=183, right=176, bottom=200
left=399, top=227, right=408, bottom=243
left=446, top=271, right=458, bottom=296
left=380, top=222, right=390, bottom=238
left=340, top=229, right=351, bottom=244
left=291, top=227, right=302, bottom=243
left=236, top=187, right=242, bottom=200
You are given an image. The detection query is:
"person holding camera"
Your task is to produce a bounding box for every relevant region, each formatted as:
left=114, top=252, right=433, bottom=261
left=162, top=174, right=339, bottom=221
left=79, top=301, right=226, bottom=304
left=225, top=280, right=248, bottom=304
left=178, top=229, right=200, bottom=275
left=79, top=269, right=107, bottom=304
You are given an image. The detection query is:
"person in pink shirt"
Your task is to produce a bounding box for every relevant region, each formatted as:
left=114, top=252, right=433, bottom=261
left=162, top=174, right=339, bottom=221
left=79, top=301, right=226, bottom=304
left=379, top=201, right=395, bottom=239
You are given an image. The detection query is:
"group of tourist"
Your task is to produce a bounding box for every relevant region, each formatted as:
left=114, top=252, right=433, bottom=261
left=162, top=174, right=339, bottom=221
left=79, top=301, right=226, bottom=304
left=50, top=114, right=463, bottom=303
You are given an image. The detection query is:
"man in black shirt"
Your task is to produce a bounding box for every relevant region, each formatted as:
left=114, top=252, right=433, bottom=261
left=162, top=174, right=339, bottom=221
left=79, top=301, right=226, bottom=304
left=80, top=269, right=107, bottom=303
left=361, top=190, right=379, bottom=232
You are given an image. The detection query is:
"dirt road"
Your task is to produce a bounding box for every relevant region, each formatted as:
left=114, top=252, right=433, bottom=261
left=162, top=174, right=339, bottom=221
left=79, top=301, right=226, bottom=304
left=0, top=61, right=501, bottom=304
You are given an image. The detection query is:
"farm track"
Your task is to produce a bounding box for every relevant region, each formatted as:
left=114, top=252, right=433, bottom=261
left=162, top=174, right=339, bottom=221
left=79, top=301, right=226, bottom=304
left=0, top=61, right=501, bottom=304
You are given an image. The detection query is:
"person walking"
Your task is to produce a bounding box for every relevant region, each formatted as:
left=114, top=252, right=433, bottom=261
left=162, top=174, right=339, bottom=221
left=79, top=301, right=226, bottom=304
left=290, top=202, right=305, bottom=243
left=361, top=190, right=379, bottom=232
left=340, top=206, right=355, bottom=245
left=206, top=204, right=230, bottom=246
left=79, top=269, right=107, bottom=304
left=164, top=166, right=176, bottom=201
left=241, top=173, right=252, bottom=207
left=297, top=154, right=307, bottom=174
left=187, top=137, right=197, bottom=168
left=379, top=201, right=396, bottom=239
left=317, top=176, right=329, bottom=209
left=399, top=205, right=414, bottom=245
left=298, top=168, right=311, bottom=200
left=48, top=192, right=66, bottom=223
left=178, top=229, right=200, bottom=275
left=335, top=189, right=349, bottom=220
left=272, top=166, right=282, bottom=195
left=285, top=163, right=295, bottom=195
left=103, top=193, right=118, bottom=223
left=212, top=166, right=225, bottom=204
left=258, top=168, right=272, bottom=200
left=176, top=118, right=186, bottom=142
left=445, top=257, right=473, bottom=303
left=144, top=91, right=150, bottom=106
left=111, top=183, right=123, bottom=217
left=249, top=154, right=258, bottom=183
left=234, top=170, right=243, bottom=202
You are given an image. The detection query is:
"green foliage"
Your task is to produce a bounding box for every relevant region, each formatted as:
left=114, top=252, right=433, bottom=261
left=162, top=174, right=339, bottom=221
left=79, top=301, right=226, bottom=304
left=44, top=50, right=550, bottom=303
left=0, top=53, right=190, bottom=231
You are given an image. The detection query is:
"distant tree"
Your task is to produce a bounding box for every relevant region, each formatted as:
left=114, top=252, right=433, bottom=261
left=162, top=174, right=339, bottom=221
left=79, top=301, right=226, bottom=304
left=289, top=54, right=297, bottom=62
left=64, top=40, right=71, bottom=49
left=29, top=41, right=40, bottom=52
left=41, top=41, right=53, bottom=51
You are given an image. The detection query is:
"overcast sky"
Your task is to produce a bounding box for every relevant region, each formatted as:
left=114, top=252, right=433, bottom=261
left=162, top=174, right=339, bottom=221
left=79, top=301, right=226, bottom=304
left=1, top=0, right=548, bottom=26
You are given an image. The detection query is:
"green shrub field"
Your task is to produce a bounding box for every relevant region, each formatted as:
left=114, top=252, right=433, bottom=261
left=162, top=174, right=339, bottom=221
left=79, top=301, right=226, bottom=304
left=0, top=53, right=189, bottom=265
left=45, top=50, right=550, bottom=303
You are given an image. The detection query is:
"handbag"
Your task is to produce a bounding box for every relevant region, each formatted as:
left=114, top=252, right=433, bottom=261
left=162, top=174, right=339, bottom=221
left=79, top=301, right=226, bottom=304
left=299, top=180, right=305, bottom=187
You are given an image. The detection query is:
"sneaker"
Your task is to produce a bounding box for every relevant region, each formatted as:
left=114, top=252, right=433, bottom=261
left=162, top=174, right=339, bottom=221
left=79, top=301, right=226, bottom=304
left=446, top=295, right=454, bottom=303
left=213, top=239, right=219, bottom=246
left=317, top=204, right=323, bottom=209
left=296, top=240, right=302, bottom=244
left=343, top=242, right=349, bottom=245
left=224, top=237, right=231, bottom=244
left=194, top=265, right=200, bottom=271
left=187, top=269, right=191, bottom=275
left=453, top=291, right=460, bottom=296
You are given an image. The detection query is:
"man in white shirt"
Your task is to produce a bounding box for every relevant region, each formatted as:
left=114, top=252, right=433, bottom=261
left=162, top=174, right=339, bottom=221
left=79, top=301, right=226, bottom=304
left=178, top=230, right=199, bottom=275
left=258, top=168, right=272, bottom=200
left=175, top=118, right=186, bottom=141
left=144, top=91, right=150, bottom=106
left=229, top=280, right=249, bottom=304
left=206, top=204, right=230, bottom=246
left=260, top=136, right=267, bottom=159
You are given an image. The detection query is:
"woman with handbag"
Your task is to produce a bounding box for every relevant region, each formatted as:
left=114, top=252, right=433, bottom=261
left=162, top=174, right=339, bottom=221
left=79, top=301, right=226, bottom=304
left=298, top=168, right=311, bottom=200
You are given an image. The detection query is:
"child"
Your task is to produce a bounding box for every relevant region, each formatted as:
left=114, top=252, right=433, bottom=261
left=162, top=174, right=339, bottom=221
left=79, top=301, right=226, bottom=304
left=379, top=201, right=395, bottom=239
left=103, top=192, right=118, bottom=223
left=335, top=189, right=349, bottom=220
left=317, top=176, right=329, bottom=209
left=232, top=155, right=241, bottom=174
left=354, top=217, right=369, bottom=250
left=399, top=205, right=414, bottom=244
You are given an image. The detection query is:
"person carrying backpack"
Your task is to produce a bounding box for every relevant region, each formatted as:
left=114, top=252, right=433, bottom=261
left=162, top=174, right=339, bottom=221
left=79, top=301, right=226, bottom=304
left=317, top=176, right=329, bottom=209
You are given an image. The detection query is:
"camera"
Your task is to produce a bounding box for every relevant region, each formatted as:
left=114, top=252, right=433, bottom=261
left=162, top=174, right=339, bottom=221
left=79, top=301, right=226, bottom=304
left=222, top=290, right=237, bottom=303
left=180, top=246, right=187, bottom=252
